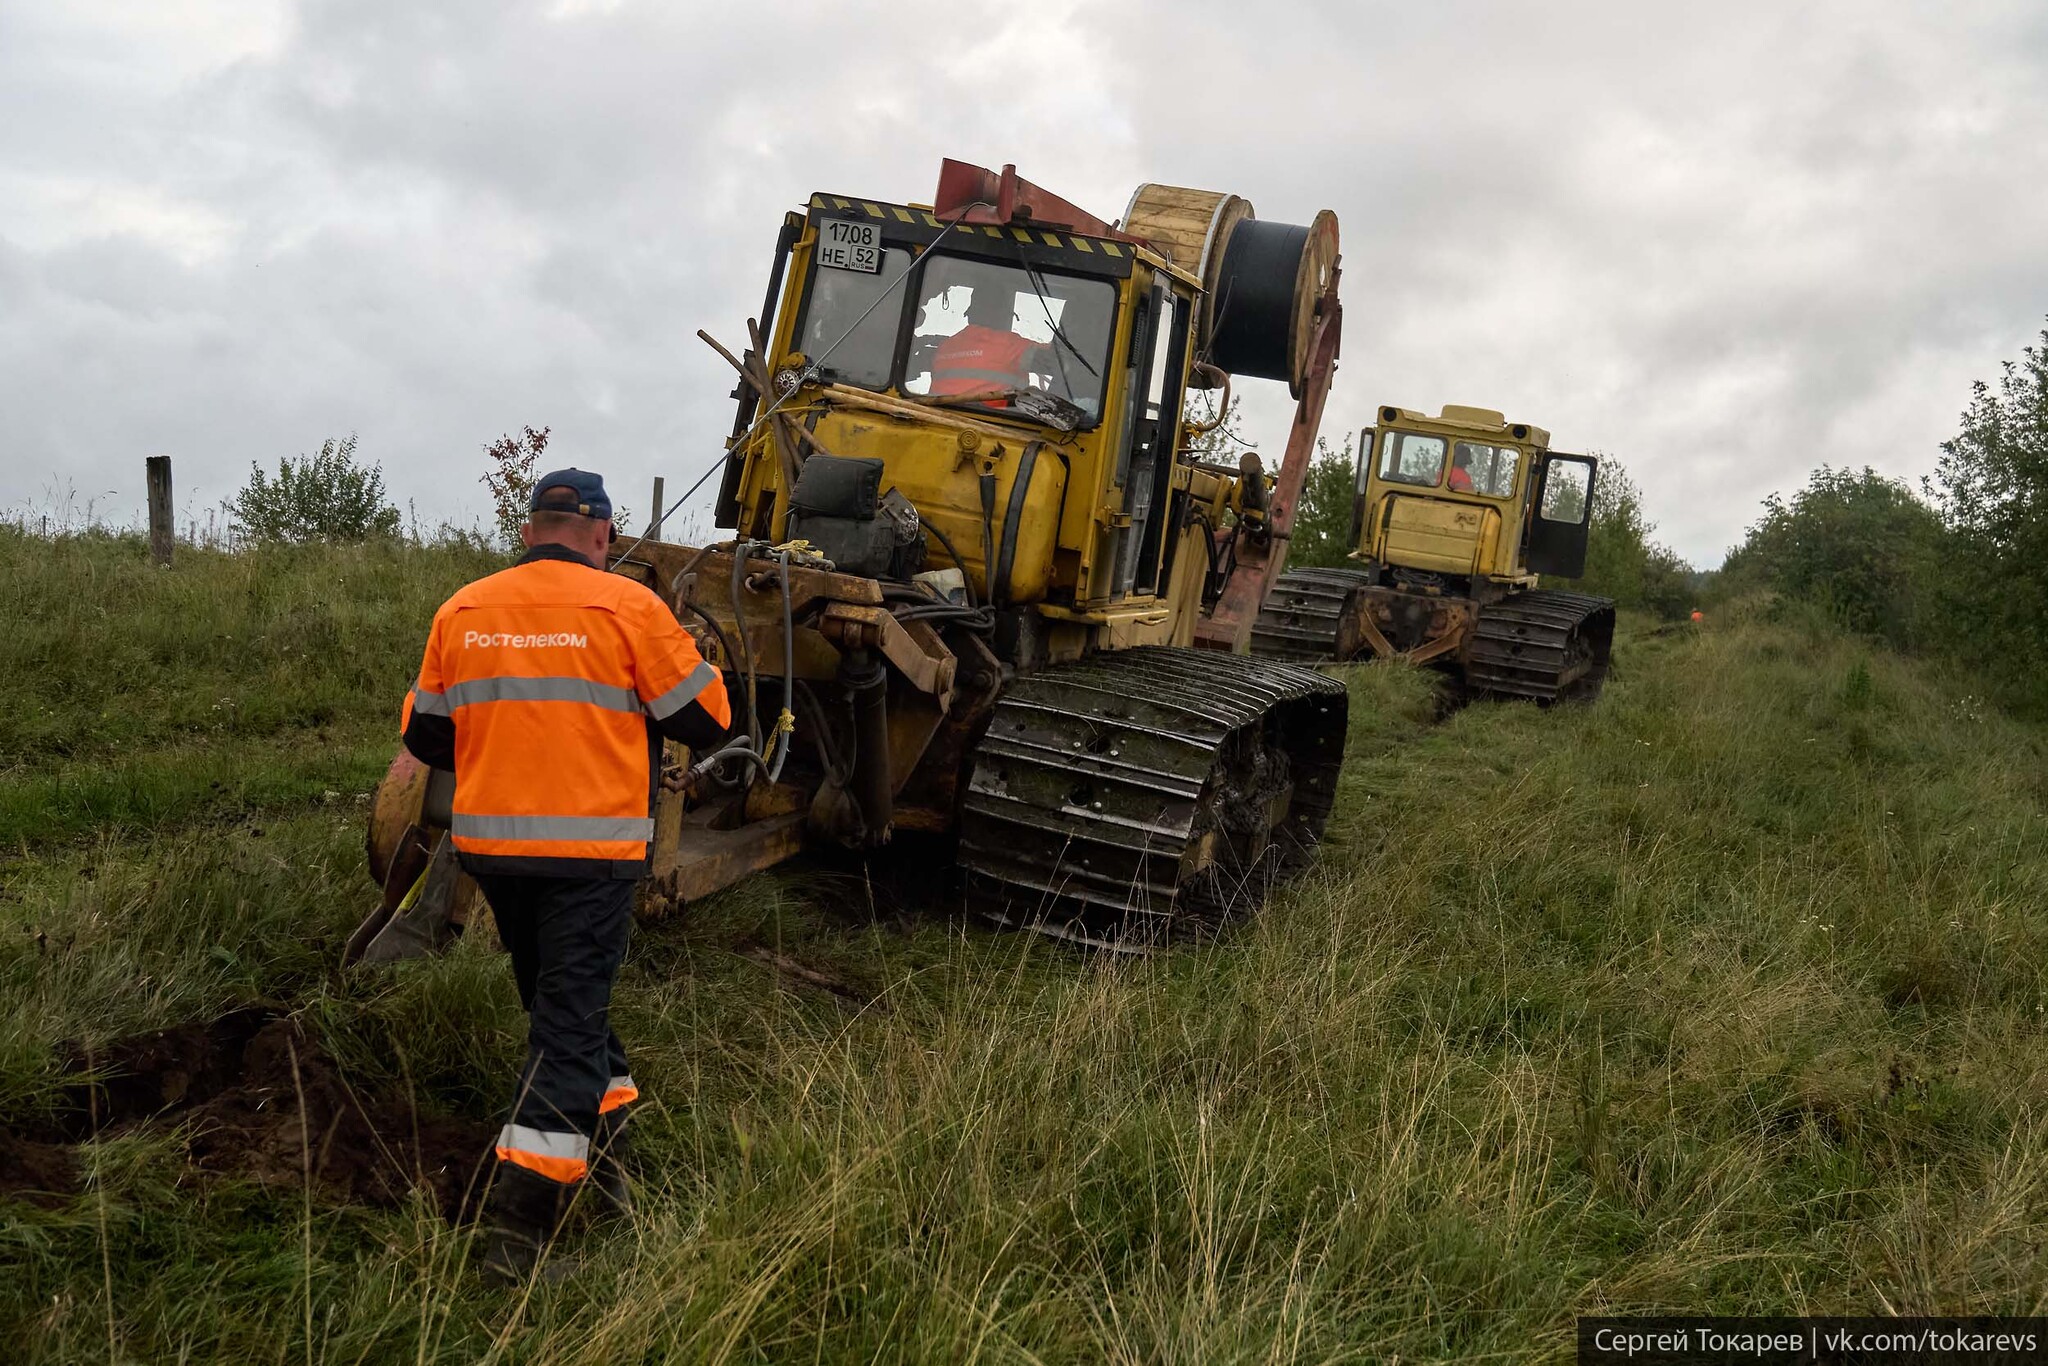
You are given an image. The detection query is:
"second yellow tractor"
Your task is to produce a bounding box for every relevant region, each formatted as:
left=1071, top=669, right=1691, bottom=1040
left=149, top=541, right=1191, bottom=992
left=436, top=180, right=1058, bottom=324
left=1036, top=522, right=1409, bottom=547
left=1253, top=403, right=1615, bottom=702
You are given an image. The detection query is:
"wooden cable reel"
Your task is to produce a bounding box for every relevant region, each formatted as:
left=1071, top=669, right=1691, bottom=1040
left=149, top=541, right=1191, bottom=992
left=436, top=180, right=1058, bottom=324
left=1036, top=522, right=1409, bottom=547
left=1122, top=184, right=1338, bottom=398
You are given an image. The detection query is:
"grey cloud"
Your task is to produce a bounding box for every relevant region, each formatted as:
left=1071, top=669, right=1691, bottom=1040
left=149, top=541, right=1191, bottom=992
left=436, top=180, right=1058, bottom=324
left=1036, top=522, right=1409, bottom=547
left=2, top=0, right=2043, bottom=565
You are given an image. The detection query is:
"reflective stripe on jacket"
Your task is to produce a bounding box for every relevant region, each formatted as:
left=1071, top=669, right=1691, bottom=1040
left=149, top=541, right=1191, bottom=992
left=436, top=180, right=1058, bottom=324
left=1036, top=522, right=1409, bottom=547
left=928, top=325, right=1039, bottom=398
left=399, top=544, right=732, bottom=878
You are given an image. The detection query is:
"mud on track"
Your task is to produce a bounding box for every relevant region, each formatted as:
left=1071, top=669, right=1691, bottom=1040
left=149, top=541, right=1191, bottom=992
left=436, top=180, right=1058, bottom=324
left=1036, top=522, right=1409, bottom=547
left=0, top=1005, right=493, bottom=1218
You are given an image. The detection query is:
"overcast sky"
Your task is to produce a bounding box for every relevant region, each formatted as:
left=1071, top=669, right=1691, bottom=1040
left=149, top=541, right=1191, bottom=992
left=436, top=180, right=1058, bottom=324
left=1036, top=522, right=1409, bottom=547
left=4, top=0, right=2043, bottom=564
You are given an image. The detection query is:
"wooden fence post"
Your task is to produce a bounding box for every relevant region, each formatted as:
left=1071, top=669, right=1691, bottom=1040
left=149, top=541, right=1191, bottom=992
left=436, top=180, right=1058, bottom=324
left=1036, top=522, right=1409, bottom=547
left=146, top=456, right=174, bottom=566
left=648, top=476, right=665, bottom=540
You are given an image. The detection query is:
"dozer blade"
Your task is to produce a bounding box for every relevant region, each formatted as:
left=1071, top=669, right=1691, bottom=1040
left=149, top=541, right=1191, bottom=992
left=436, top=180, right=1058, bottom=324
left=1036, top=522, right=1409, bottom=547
left=345, top=829, right=468, bottom=967
left=351, top=750, right=485, bottom=967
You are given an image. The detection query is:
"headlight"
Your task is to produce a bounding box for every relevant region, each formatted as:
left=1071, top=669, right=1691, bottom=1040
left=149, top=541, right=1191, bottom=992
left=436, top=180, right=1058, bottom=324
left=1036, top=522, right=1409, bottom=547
left=772, top=366, right=804, bottom=396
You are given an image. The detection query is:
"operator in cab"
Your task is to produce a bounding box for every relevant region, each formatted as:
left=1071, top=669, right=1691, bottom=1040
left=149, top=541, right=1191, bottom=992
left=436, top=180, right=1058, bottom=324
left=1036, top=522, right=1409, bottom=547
left=1447, top=446, right=1476, bottom=493
left=398, top=469, right=731, bottom=1285
left=927, top=284, right=1048, bottom=405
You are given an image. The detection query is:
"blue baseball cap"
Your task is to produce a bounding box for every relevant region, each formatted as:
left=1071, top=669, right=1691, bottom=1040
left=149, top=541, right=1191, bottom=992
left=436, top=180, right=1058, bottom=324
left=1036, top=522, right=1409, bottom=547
left=530, top=468, right=612, bottom=520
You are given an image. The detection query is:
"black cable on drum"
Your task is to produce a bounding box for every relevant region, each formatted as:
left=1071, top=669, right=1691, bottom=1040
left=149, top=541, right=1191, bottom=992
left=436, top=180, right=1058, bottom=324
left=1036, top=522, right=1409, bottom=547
left=1205, top=218, right=1313, bottom=385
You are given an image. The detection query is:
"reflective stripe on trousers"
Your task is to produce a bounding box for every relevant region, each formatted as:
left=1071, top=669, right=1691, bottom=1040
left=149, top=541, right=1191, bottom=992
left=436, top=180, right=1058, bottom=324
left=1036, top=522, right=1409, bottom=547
left=496, top=1123, right=590, bottom=1184
left=599, top=1074, right=639, bottom=1115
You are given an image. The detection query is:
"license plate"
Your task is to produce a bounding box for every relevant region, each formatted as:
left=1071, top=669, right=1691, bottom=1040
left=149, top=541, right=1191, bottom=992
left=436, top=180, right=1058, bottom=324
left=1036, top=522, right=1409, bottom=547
left=817, top=218, right=881, bottom=273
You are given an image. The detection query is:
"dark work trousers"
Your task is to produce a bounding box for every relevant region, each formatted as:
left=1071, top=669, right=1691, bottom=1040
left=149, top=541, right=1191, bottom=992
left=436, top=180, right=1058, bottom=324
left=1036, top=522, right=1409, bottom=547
left=471, top=873, right=636, bottom=1184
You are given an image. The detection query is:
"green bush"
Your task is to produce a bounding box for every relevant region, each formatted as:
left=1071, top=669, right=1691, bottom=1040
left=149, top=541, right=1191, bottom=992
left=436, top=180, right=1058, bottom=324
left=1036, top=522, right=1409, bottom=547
left=1286, top=436, right=1359, bottom=569
left=227, top=434, right=400, bottom=544
left=1562, top=457, right=1694, bottom=618
left=1718, top=466, right=1946, bottom=649
left=1926, top=323, right=2048, bottom=675
left=1710, top=318, right=2048, bottom=713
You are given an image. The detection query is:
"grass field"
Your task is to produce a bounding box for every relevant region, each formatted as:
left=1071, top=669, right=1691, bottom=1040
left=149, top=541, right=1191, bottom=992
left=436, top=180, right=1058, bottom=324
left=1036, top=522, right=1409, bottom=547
left=4, top=526, right=2047, bottom=1363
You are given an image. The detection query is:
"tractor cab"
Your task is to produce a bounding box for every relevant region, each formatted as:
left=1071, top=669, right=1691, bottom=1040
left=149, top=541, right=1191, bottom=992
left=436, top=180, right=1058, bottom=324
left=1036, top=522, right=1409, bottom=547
left=1353, top=405, right=1598, bottom=586
left=714, top=179, right=1207, bottom=628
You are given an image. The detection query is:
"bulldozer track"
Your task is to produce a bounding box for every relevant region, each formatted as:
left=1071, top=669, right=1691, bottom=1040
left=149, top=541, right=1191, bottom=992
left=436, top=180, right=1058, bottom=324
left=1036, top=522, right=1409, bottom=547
left=1250, top=567, right=1377, bottom=661
left=1252, top=569, right=1614, bottom=706
left=1465, top=590, right=1615, bottom=703
left=959, top=647, right=1348, bottom=949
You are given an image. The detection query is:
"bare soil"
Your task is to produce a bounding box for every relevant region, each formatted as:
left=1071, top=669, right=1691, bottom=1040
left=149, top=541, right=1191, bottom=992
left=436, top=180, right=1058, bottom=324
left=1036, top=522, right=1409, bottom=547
left=0, top=1130, right=77, bottom=1207
left=0, top=1005, right=493, bottom=1219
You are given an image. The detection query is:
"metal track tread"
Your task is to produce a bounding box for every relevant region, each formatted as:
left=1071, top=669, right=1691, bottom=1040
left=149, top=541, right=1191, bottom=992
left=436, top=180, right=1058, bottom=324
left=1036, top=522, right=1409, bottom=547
left=1464, top=589, right=1616, bottom=704
left=1250, top=567, right=1378, bottom=661
left=960, top=646, right=1349, bottom=949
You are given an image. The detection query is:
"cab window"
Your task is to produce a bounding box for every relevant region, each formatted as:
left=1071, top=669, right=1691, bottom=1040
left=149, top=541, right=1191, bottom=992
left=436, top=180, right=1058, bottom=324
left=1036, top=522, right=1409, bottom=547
left=1452, top=442, right=1519, bottom=498
left=793, top=245, right=912, bottom=390
left=899, top=256, right=1116, bottom=423
left=1540, top=459, right=1592, bottom=522
left=1379, top=431, right=1446, bottom=487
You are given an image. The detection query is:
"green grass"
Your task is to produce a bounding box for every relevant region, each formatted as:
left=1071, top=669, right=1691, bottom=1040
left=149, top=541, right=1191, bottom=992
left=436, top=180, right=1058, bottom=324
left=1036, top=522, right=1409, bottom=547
left=4, top=535, right=2048, bottom=1361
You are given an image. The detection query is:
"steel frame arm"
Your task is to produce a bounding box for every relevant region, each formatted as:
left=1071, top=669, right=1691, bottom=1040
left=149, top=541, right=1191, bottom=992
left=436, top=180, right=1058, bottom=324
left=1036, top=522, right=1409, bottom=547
left=1194, top=266, right=1344, bottom=651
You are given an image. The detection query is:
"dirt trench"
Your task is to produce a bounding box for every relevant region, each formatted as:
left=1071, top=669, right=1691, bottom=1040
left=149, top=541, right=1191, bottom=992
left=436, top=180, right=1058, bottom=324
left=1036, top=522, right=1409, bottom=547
left=0, top=1005, right=494, bottom=1219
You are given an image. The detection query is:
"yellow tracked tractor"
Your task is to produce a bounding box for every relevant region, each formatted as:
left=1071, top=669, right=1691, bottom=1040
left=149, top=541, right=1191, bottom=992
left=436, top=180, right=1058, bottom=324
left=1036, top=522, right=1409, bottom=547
left=352, top=160, right=1351, bottom=961
left=1252, top=404, right=1615, bottom=702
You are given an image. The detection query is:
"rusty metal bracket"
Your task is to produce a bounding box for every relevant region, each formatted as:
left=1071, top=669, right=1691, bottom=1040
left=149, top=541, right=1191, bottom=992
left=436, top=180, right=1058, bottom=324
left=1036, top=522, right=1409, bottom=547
left=1357, top=609, right=1400, bottom=661
left=1407, top=627, right=1464, bottom=666
left=647, top=809, right=810, bottom=914
left=818, top=603, right=957, bottom=709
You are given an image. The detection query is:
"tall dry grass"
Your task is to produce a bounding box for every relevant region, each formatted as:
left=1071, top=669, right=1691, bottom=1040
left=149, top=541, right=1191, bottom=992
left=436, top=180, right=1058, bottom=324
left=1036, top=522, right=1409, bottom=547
left=4, top=541, right=2047, bottom=1361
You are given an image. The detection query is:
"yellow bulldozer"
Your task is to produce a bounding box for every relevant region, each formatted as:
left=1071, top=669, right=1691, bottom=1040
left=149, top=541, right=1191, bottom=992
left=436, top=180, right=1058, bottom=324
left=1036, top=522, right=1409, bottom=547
left=1251, top=403, right=1615, bottom=702
left=352, top=160, right=1352, bottom=960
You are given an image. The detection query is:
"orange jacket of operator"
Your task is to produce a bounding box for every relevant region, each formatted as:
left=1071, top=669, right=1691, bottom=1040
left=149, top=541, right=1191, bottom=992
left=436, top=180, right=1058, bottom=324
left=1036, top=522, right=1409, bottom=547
left=929, top=325, right=1042, bottom=397
left=400, top=546, right=732, bottom=878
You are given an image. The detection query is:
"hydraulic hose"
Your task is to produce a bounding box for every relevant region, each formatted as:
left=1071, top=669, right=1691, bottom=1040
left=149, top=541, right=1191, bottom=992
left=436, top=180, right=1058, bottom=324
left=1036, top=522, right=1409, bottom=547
left=729, top=544, right=760, bottom=752
left=683, top=736, right=773, bottom=788
left=768, top=546, right=794, bottom=782
left=978, top=469, right=999, bottom=608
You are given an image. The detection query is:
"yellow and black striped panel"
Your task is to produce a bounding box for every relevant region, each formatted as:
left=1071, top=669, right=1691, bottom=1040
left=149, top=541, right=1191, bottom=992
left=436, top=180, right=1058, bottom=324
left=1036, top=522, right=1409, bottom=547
left=806, top=193, right=1135, bottom=277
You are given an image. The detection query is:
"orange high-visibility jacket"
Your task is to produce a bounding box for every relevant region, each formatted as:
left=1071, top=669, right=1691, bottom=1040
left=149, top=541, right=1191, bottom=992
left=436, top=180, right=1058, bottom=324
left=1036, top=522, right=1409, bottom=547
left=929, top=325, right=1041, bottom=397
left=400, top=545, right=731, bottom=878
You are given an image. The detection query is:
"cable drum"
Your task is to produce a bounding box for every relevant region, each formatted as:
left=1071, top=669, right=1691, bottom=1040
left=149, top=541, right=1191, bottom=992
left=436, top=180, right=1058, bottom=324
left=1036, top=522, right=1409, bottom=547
left=1122, top=183, right=1337, bottom=398
left=1121, top=185, right=1254, bottom=362
left=1207, top=213, right=1339, bottom=397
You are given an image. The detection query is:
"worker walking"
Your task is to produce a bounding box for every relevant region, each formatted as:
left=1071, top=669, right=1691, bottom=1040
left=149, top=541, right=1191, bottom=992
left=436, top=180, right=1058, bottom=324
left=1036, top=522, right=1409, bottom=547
left=398, top=469, right=730, bottom=1283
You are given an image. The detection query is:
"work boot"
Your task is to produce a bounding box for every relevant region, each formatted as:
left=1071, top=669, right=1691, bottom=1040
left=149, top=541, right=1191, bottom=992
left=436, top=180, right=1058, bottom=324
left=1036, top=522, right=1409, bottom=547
left=478, top=1162, right=572, bottom=1286
left=591, top=1109, right=634, bottom=1220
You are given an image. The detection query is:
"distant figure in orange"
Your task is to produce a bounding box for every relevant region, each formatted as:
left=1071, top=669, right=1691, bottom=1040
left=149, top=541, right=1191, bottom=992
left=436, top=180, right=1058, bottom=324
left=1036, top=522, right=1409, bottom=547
left=1690, top=609, right=1704, bottom=623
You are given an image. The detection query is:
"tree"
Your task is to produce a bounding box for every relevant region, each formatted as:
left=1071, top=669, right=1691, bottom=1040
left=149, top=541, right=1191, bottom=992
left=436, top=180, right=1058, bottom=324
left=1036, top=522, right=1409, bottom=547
left=1286, top=436, right=1359, bottom=569
left=1926, top=321, right=2048, bottom=659
left=1182, top=388, right=1251, bottom=462
left=480, top=426, right=550, bottom=550
left=1720, top=466, right=1945, bottom=647
left=228, top=435, right=400, bottom=544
